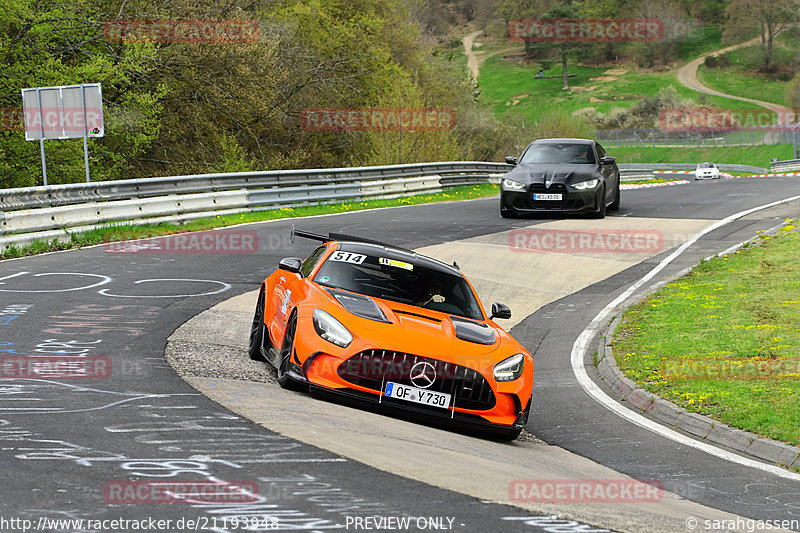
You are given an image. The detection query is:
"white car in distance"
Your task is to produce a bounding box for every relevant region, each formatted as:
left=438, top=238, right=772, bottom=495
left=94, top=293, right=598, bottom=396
left=695, top=162, right=721, bottom=180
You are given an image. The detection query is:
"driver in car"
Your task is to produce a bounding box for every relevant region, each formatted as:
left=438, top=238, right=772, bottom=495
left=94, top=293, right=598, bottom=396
left=414, top=277, right=446, bottom=308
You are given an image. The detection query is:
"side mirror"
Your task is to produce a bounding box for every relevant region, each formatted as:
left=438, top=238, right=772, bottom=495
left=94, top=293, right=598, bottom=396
left=278, top=257, right=302, bottom=274
left=489, top=302, right=512, bottom=320
left=601, top=155, right=616, bottom=165
left=505, top=156, right=517, bottom=165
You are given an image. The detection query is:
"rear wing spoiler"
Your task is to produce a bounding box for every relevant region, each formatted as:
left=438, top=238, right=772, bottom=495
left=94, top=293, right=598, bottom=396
left=290, top=224, right=414, bottom=252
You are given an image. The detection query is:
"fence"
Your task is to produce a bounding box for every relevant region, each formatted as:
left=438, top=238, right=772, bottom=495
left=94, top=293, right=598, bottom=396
left=2, top=158, right=797, bottom=251
left=598, top=128, right=798, bottom=148
left=0, top=161, right=510, bottom=250
left=771, top=159, right=800, bottom=172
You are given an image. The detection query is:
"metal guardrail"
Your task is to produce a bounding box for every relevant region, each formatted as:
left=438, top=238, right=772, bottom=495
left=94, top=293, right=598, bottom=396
left=618, top=163, right=768, bottom=173
left=1, top=159, right=789, bottom=251
left=0, top=162, right=510, bottom=212
left=771, top=159, right=800, bottom=172
left=0, top=162, right=510, bottom=250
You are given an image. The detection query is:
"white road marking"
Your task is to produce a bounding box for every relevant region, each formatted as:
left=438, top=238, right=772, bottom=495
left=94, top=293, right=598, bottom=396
left=571, top=194, right=800, bottom=482
left=0, top=272, right=111, bottom=292
left=98, top=279, right=232, bottom=298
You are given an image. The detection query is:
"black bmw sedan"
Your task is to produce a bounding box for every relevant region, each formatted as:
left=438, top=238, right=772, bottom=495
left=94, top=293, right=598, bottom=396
left=500, top=138, right=620, bottom=219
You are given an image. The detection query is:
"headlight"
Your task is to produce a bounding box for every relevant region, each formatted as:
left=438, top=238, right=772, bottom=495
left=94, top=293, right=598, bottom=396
left=493, top=353, right=524, bottom=382
left=313, top=309, right=353, bottom=348
left=502, top=178, right=526, bottom=191
left=572, top=178, right=600, bottom=190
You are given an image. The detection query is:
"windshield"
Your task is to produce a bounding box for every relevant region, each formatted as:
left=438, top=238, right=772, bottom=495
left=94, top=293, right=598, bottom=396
left=697, top=162, right=715, bottom=168
left=520, top=143, right=596, bottom=165
left=314, top=250, right=484, bottom=320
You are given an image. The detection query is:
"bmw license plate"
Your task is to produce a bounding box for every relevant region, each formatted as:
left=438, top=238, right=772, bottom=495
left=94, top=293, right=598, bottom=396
left=533, top=193, right=562, bottom=201
left=384, top=382, right=450, bottom=409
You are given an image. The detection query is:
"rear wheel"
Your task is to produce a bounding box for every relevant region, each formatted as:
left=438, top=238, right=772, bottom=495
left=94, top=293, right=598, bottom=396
left=277, top=314, right=305, bottom=391
left=247, top=289, right=267, bottom=361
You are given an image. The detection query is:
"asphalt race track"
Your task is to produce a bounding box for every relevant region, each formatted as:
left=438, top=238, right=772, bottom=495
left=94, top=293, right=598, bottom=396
left=2, top=176, right=800, bottom=533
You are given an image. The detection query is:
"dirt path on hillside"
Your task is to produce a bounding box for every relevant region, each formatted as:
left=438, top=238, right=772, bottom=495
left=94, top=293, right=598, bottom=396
left=464, top=30, right=483, bottom=79
left=676, top=38, right=793, bottom=115
left=463, top=30, right=524, bottom=80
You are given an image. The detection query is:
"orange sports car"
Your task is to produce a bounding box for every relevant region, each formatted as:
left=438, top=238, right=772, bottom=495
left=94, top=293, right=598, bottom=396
left=248, top=226, right=533, bottom=440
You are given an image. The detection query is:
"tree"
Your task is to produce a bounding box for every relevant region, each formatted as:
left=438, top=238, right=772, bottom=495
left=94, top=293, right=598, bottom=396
left=787, top=73, right=800, bottom=113
left=0, top=0, right=164, bottom=187
left=725, top=0, right=800, bottom=71
left=525, top=2, right=591, bottom=90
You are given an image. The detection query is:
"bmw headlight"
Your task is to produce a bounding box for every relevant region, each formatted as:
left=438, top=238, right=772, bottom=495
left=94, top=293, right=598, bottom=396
left=313, top=309, right=353, bottom=348
left=502, top=178, right=526, bottom=191
left=493, top=353, right=524, bottom=382
left=572, top=178, right=600, bottom=190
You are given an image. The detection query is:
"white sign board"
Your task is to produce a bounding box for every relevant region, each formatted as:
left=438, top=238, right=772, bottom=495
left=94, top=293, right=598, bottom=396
left=22, top=84, right=104, bottom=141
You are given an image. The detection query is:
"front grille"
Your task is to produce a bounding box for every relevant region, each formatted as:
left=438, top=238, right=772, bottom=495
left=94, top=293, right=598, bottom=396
left=517, top=183, right=570, bottom=210
left=337, top=349, right=496, bottom=411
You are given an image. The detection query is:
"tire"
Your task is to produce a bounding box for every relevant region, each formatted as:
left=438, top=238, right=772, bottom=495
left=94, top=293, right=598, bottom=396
left=247, top=289, right=267, bottom=361
left=277, top=314, right=305, bottom=391
left=608, top=179, right=620, bottom=211
left=592, top=186, right=606, bottom=219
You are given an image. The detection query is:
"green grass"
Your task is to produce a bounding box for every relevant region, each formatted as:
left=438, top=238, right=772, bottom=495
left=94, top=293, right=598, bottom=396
left=607, top=145, right=794, bottom=168
left=613, top=221, right=800, bottom=446
left=624, top=178, right=685, bottom=185
left=479, top=54, right=759, bottom=127
left=697, top=53, right=789, bottom=107
left=0, top=183, right=500, bottom=261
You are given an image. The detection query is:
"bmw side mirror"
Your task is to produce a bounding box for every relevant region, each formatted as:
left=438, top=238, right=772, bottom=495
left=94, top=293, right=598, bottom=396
left=490, top=302, right=512, bottom=320
left=278, top=257, right=303, bottom=274
left=601, top=156, right=616, bottom=165
left=505, top=156, right=517, bottom=165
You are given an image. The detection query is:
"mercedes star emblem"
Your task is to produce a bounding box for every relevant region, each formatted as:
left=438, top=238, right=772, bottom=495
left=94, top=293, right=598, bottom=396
left=409, top=361, right=436, bottom=389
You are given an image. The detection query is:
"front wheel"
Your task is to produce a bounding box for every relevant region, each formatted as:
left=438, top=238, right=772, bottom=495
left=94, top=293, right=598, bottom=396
left=277, top=314, right=306, bottom=391
left=608, top=179, right=620, bottom=211
left=247, top=289, right=267, bottom=361
left=592, top=186, right=607, bottom=219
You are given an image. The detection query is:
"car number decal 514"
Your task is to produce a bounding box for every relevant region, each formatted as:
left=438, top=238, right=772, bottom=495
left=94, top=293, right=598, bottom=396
left=329, top=251, right=366, bottom=264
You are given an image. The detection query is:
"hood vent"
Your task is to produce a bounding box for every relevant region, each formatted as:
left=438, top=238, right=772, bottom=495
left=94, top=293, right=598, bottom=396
left=327, top=289, right=389, bottom=323
left=450, top=316, right=496, bottom=345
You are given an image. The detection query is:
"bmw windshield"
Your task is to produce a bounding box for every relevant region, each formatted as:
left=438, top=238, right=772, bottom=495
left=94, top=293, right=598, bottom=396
left=520, top=143, right=596, bottom=165
left=314, top=250, right=484, bottom=320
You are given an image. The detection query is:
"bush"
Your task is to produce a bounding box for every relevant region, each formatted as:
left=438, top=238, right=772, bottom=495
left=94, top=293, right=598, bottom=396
left=581, top=87, right=694, bottom=129
left=704, top=54, right=730, bottom=69
left=484, top=18, right=508, bottom=40
left=787, top=72, right=800, bottom=112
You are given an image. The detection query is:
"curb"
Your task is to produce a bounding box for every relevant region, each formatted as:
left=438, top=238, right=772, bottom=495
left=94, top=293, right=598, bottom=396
left=596, top=319, right=800, bottom=472
left=621, top=179, right=689, bottom=190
